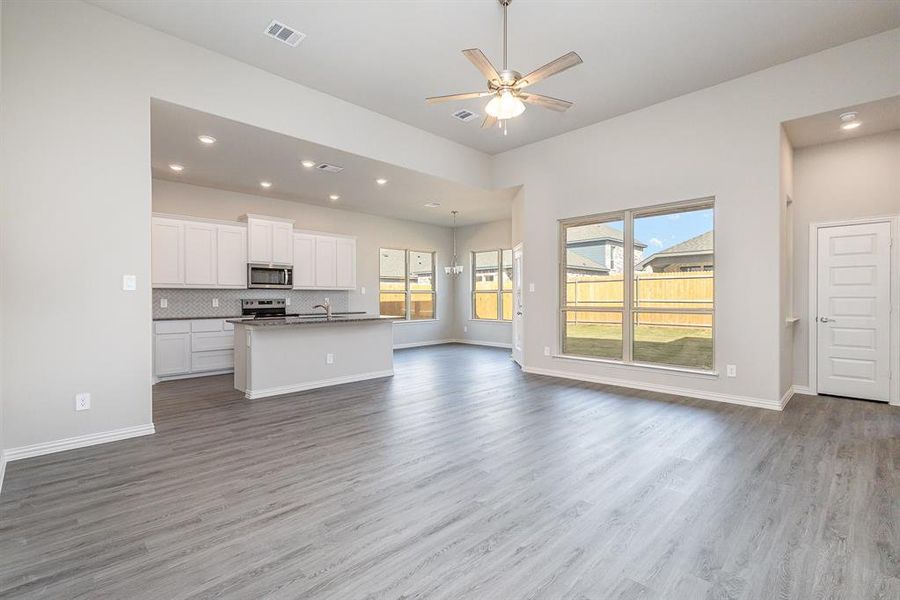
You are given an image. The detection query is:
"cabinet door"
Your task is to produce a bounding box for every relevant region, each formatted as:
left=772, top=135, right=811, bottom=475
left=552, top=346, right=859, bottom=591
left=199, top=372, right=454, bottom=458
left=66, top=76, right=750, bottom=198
left=314, top=237, right=337, bottom=288
left=335, top=237, right=356, bottom=289
left=184, top=222, right=217, bottom=286
left=217, top=225, right=247, bottom=287
left=293, top=234, right=316, bottom=288
left=151, top=218, right=184, bottom=287
left=271, top=222, right=294, bottom=265
left=155, top=333, right=191, bottom=376
left=247, top=219, right=272, bottom=264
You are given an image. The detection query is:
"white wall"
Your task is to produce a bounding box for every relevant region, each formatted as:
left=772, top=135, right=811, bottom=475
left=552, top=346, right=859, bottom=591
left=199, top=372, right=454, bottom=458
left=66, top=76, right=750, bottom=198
left=0, top=0, right=491, bottom=451
left=153, top=179, right=457, bottom=348
left=494, top=29, right=900, bottom=407
left=452, top=220, right=513, bottom=347
left=779, top=127, right=795, bottom=399
left=791, top=130, right=900, bottom=389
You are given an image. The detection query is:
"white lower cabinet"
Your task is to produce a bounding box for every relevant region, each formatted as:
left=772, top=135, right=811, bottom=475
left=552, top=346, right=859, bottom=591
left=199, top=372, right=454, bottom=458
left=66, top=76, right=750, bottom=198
left=154, top=319, right=235, bottom=380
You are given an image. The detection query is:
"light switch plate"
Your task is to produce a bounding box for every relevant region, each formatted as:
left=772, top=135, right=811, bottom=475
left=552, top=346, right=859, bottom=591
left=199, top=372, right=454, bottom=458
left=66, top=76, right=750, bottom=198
left=529, top=283, right=535, bottom=293
left=212, top=298, right=219, bottom=308
left=544, top=346, right=551, bottom=356
left=361, top=286, right=366, bottom=295
left=160, top=298, right=168, bottom=308
left=285, top=297, right=291, bottom=306
left=726, top=364, right=737, bottom=377
left=326, top=353, right=334, bottom=364
left=122, top=275, right=137, bottom=291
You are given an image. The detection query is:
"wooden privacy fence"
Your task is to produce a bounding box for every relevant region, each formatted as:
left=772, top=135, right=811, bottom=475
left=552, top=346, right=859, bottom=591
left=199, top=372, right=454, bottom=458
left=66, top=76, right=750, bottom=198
left=565, top=272, right=713, bottom=327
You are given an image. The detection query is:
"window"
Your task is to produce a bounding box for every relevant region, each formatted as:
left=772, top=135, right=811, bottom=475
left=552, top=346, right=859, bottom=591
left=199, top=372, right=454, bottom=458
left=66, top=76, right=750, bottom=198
left=379, top=248, right=436, bottom=320
left=561, top=199, right=714, bottom=371
left=472, top=249, right=513, bottom=321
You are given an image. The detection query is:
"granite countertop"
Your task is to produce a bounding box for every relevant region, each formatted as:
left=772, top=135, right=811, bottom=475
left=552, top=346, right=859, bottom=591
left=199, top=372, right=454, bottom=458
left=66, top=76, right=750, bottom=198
left=227, top=314, right=394, bottom=327
left=153, top=312, right=366, bottom=322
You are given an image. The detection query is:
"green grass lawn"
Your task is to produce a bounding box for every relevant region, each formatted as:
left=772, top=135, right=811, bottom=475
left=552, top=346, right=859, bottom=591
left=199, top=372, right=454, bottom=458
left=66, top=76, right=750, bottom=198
left=564, top=323, right=713, bottom=370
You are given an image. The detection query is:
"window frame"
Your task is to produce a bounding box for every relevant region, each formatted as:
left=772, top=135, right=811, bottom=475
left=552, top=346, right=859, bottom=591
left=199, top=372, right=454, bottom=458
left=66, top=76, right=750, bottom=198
left=558, top=197, right=715, bottom=373
left=379, top=247, right=437, bottom=321
left=471, top=248, right=513, bottom=322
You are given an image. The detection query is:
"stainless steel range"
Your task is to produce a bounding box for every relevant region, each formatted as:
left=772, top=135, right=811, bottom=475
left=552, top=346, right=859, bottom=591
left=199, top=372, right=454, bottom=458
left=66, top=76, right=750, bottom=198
left=240, top=299, right=300, bottom=320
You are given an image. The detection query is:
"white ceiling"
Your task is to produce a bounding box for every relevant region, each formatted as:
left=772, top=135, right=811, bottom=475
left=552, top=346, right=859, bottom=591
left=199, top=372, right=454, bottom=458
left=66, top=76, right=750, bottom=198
left=92, top=1, right=900, bottom=155
left=151, top=100, right=516, bottom=227
left=784, top=95, right=900, bottom=148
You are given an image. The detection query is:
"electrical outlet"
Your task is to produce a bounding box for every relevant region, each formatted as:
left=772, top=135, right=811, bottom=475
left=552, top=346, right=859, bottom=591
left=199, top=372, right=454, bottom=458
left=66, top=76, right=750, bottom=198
left=122, top=275, right=137, bottom=291
left=361, top=286, right=366, bottom=295
left=160, top=298, right=168, bottom=308
left=326, top=353, right=334, bottom=365
left=464, top=325, right=467, bottom=333
left=212, top=298, right=219, bottom=308
left=75, top=392, right=91, bottom=411
left=726, top=364, right=737, bottom=377
left=529, top=283, right=535, bottom=293
left=544, top=346, right=551, bottom=356
left=325, top=297, right=330, bottom=304
left=285, top=297, right=291, bottom=306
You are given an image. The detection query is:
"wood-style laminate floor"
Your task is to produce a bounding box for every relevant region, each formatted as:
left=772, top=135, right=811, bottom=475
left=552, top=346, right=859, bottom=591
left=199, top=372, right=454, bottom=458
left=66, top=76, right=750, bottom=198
left=1, top=344, right=898, bottom=599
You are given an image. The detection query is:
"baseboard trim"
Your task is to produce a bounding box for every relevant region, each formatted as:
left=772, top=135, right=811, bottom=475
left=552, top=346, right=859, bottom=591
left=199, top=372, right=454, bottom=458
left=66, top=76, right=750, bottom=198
left=780, top=386, right=795, bottom=410
left=449, top=339, right=513, bottom=349
left=792, top=385, right=812, bottom=396
left=0, top=452, right=7, bottom=496
left=4, top=424, right=156, bottom=462
left=246, top=369, right=395, bottom=399
left=523, top=367, right=784, bottom=411
left=393, top=339, right=453, bottom=349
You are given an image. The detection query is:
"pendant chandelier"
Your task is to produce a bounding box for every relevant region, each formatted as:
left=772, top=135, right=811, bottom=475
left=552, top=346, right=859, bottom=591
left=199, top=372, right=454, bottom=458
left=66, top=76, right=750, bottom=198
left=445, top=211, right=464, bottom=276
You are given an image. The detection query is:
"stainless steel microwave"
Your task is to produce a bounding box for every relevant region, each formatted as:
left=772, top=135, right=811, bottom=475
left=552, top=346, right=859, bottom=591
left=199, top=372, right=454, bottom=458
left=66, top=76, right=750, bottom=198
left=247, top=264, right=293, bottom=289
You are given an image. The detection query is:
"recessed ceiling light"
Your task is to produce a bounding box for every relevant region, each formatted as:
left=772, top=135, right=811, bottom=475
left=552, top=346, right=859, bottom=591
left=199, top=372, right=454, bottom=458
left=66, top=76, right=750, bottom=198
left=300, top=160, right=316, bottom=168
left=376, top=178, right=388, bottom=185
left=424, top=202, right=441, bottom=208
left=169, top=163, right=184, bottom=172
left=260, top=181, right=272, bottom=188
left=329, top=194, right=340, bottom=201
left=839, top=111, right=861, bottom=130
left=197, top=135, right=216, bottom=145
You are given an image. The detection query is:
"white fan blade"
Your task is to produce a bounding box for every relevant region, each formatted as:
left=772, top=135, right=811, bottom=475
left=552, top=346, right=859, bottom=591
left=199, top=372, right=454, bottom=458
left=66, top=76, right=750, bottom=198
left=515, top=52, right=583, bottom=89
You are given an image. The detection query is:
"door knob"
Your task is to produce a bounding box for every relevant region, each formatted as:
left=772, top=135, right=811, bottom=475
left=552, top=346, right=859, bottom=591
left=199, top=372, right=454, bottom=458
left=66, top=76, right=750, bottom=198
left=516, top=311, right=523, bottom=316
left=819, top=316, right=834, bottom=323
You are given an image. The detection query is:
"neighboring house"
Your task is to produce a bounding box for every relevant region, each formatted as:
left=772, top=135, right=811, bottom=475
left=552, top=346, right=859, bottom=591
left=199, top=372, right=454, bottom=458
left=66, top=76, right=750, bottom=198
left=637, top=231, right=714, bottom=273
left=566, top=223, right=646, bottom=275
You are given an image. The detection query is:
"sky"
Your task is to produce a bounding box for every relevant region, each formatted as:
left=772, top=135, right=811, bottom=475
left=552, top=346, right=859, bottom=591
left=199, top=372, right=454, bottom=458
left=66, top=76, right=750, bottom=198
left=633, top=207, right=713, bottom=258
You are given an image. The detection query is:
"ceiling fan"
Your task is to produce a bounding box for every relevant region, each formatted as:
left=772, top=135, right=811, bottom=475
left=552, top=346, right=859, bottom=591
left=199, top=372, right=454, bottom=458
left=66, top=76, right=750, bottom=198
left=426, top=0, right=583, bottom=133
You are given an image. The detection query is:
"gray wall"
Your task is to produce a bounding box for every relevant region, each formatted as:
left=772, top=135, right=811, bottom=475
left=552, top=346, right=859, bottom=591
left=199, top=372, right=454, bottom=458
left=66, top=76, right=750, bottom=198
left=452, top=220, right=513, bottom=347
left=0, top=0, right=487, bottom=451
left=153, top=179, right=458, bottom=348
left=791, top=130, right=900, bottom=389
left=494, top=30, right=900, bottom=406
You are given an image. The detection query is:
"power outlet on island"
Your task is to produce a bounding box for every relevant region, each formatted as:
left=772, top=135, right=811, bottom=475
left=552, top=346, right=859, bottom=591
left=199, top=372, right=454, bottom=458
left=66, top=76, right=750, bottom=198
left=726, top=364, right=737, bottom=377
left=326, top=353, right=334, bottom=365
left=75, top=392, right=91, bottom=411
left=160, top=298, right=168, bottom=308
left=212, top=298, right=219, bottom=308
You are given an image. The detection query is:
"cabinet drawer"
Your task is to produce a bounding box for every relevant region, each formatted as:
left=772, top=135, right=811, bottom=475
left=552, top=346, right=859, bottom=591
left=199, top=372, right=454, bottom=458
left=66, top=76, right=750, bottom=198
left=191, top=319, right=225, bottom=332
left=155, top=320, right=191, bottom=334
left=191, top=349, right=234, bottom=373
left=192, top=331, right=234, bottom=352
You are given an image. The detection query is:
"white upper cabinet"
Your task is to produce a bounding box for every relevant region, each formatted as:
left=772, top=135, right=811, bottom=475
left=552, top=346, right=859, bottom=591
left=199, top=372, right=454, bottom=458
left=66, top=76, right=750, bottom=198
left=292, top=233, right=357, bottom=290
left=217, top=225, right=247, bottom=287
left=315, top=237, right=337, bottom=288
left=183, top=222, right=217, bottom=286
left=151, top=218, right=185, bottom=286
left=293, top=234, right=316, bottom=289
left=272, top=222, right=294, bottom=265
left=152, top=216, right=248, bottom=289
left=335, top=237, right=357, bottom=289
left=245, top=215, right=294, bottom=266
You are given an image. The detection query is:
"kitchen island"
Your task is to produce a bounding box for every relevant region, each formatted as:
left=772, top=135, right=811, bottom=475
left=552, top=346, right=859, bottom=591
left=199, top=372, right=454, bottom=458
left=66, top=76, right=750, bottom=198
left=227, top=315, right=394, bottom=399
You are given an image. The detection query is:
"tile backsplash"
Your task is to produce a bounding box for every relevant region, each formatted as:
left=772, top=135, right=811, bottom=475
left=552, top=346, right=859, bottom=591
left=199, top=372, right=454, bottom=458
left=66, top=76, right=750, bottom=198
left=152, top=288, right=350, bottom=319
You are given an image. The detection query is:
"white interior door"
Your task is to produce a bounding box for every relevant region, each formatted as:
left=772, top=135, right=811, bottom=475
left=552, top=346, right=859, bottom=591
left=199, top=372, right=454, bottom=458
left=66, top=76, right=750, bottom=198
left=816, top=222, right=891, bottom=402
left=512, top=245, right=524, bottom=367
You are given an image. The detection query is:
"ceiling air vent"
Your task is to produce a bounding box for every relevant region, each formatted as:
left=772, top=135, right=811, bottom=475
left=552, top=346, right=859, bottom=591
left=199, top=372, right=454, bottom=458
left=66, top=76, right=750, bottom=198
left=316, top=163, right=344, bottom=173
left=265, top=20, right=306, bottom=47
left=452, top=109, right=479, bottom=123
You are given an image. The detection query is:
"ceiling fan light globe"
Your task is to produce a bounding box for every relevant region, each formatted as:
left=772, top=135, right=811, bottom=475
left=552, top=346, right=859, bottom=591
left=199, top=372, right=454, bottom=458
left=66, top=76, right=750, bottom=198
left=485, top=91, right=525, bottom=119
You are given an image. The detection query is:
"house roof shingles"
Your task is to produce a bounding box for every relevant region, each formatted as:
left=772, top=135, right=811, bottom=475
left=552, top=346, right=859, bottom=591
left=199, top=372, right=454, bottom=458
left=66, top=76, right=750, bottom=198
left=567, top=223, right=647, bottom=249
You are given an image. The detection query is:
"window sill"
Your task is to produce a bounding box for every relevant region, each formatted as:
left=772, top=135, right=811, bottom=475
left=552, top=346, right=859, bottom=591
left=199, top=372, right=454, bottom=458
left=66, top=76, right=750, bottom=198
left=391, top=318, right=439, bottom=324
left=554, top=353, right=719, bottom=378
left=468, top=319, right=512, bottom=324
